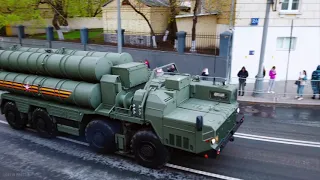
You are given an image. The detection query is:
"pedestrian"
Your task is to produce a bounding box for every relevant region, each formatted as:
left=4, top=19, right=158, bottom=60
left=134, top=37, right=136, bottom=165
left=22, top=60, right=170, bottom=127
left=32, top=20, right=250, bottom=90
left=263, top=67, right=266, bottom=78
left=295, top=70, right=307, bottom=100
left=237, top=66, right=249, bottom=96
left=201, top=68, right=209, bottom=80
left=201, top=68, right=209, bottom=76
left=267, top=66, right=276, bottom=93
left=311, top=65, right=320, bottom=99
left=167, top=64, right=177, bottom=73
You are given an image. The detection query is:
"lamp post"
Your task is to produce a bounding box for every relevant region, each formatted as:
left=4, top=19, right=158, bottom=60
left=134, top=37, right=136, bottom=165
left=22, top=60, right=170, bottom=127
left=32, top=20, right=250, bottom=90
left=117, top=0, right=122, bottom=53
left=252, top=0, right=272, bottom=97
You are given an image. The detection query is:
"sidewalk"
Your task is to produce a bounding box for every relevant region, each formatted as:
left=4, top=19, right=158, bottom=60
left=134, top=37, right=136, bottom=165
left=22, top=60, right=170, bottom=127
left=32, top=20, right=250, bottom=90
left=237, top=80, right=320, bottom=106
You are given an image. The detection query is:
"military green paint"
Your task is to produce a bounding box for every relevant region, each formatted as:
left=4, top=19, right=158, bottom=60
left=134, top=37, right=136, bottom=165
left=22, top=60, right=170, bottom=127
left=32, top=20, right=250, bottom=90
left=0, top=71, right=102, bottom=109
left=0, top=48, right=242, bottom=158
left=57, top=124, right=80, bottom=136
left=9, top=46, right=134, bottom=66
left=111, top=62, right=150, bottom=89
left=0, top=50, right=114, bottom=82
left=1, top=93, right=92, bottom=120
left=100, top=74, right=122, bottom=105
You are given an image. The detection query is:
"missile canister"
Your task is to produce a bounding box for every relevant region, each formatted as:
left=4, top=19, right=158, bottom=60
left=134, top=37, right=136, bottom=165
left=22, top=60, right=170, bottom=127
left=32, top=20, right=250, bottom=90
left=0, top=50, right=114, bottom=82
left=0, top=71, right=101, bottom=109
left=10, top=46, right=60, bottom=53
left=9, top=46, right=133, bottom=66
left=61, top=49, right=133, bottom=66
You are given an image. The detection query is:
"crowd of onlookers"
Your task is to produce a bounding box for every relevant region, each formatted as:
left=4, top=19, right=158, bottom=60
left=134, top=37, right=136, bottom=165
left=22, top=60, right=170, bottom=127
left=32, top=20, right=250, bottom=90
left=237, top=65, right=320, bottom=100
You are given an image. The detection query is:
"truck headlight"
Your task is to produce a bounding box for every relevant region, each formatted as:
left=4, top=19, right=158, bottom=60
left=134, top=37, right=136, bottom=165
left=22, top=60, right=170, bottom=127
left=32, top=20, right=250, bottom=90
left=237, top=108, right=240, bottom=113
left=211, top=139, right=216, bottom=144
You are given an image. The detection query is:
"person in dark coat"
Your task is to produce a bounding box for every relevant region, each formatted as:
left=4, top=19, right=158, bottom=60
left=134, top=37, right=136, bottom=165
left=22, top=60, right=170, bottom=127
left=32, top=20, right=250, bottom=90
left=200, top=68, right=209, bottom=80
left=237, top=66, right=249, bottom=96
left=311, top=65, right=320, bottom=99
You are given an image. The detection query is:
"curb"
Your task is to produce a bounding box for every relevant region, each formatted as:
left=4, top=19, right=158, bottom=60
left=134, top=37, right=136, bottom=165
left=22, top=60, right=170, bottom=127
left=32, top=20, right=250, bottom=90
left=238, top=99, right=320, bottom=107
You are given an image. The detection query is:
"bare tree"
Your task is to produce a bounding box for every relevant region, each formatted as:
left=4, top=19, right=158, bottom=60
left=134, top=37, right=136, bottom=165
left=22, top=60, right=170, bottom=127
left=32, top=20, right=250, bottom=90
left=190, top=0, right=200, bottom=52
left=124, top=0, right=157, bottom=48
left=163, top=0, right=178, bottom=45
left=39, top=0, right=69, bottom=40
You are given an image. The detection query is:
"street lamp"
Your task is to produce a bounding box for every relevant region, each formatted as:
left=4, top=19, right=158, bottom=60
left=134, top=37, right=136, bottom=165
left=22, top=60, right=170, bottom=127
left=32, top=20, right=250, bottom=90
left=252, top=0, right=272, bottom=97
left=117, top=0, right=122, bottom=53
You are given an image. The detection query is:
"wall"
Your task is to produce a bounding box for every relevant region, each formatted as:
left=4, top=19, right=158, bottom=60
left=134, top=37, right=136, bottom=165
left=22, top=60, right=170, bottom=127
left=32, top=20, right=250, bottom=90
left=6, top=17, right=103, bottom=36
left=176, top=14, right=219, bottom=48
left=188, top=0, right=234, bottom=25
left=0, top=37, right=228, bottom=78
left=231, top=26, right=320, bottom=84
left=216, top=24, right=230, bottom=34
left=67, top=17, right=103, bottom=29
left=235, top=0, right=320, bottom=27
left=231, top=0, right=320, bottom=83
left=150, top=7, right=171, bottom=34
left=102, top=1, right=151, bottom=33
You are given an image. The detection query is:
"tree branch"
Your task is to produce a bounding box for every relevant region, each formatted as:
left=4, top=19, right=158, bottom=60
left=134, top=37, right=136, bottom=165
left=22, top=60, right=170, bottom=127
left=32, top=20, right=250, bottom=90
left=124, top=0, right=155, bottom=36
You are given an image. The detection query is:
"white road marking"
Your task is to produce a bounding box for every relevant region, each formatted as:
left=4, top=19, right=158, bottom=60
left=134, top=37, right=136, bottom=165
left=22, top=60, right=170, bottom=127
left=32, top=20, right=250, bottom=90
left=235, top=133, right=320, bottom=145
left=165, top=164, right=243, bottom=180
left=57, top=136, right=90, bottom=146
left=0, top=119, right=242, bottom=180
left=0, top=120, right=8, bottom=125
left=234, top=134, right=320, bottom=148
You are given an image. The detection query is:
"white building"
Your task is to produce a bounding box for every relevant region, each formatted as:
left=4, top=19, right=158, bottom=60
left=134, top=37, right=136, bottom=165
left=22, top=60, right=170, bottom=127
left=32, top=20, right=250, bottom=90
left=231, top=0, right=320, bottom=83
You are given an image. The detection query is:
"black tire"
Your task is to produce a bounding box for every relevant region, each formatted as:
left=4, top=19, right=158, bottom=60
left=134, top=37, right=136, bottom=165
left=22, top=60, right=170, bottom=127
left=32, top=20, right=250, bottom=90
left=3, top=102, right=26, bottom=130
left=85, top=120, right=120, bottom=154
left=131, top=130, right=169, bottom=169
left=32, top=108, right=57, bottom=138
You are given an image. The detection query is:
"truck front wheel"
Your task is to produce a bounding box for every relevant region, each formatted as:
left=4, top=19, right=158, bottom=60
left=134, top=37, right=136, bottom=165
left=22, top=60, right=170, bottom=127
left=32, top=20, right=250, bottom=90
left=3, top=102, right=26, bottom=130
left=131, top=130, right=169, bottom=169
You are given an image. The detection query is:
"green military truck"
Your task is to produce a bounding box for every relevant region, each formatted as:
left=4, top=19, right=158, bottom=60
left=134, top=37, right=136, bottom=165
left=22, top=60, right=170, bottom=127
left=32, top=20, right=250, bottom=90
left=0, top=48, right=244, bottom=169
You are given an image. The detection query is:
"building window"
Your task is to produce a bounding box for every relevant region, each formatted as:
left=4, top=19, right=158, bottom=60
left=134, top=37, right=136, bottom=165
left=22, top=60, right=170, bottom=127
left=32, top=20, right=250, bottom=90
left=276, top=37, right=297, bottom=51
left=281, top=0, right=300, bottom=11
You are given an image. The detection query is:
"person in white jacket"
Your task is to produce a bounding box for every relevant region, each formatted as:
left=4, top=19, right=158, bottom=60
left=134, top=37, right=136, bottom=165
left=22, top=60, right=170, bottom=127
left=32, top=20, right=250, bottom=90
left=295, top=70, right=307, bottom=100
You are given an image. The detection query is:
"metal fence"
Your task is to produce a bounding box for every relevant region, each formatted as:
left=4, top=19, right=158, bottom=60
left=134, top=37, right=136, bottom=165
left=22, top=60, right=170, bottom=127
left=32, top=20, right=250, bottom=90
left=1, top=25, right=221, bottom=55
left=185, top=34, right=220, bottom=55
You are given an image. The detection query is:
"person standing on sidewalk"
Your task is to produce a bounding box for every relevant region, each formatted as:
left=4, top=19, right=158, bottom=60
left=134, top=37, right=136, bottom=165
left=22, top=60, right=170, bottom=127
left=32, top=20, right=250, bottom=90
left=237, top=66, right=249, bottom=96
left=295, top=70, right=307, bottom=100
left=267, top=66, right=276, bottom=93
left=311, top=65, right=320, bottom=99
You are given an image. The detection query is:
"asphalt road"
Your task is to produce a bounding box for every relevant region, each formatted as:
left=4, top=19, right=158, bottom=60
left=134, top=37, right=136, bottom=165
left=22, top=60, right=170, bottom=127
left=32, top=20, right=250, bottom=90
left=0, top=103, right=319, bottom=180
left=0, top=118, right=208, bottom=180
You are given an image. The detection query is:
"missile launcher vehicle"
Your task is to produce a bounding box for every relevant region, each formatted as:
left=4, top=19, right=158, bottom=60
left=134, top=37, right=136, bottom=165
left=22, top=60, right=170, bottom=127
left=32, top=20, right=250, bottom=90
left=0, top=47, right=244, bottom=169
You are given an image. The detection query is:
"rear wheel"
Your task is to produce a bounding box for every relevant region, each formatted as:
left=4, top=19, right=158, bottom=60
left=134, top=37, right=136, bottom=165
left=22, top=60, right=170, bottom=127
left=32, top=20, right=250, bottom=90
left=131, top=130, right=169, bottom=169
left=3, top=102, right=26, bottom=130
left=85, top=120, right=120, bottom=154
left=32, top=108, right=57, bottom=138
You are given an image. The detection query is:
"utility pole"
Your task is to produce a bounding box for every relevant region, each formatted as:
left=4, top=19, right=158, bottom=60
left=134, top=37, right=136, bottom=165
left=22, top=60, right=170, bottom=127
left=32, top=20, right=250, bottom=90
left=117, top=0, right=122, bottom=53
left=252, top=0, right=272, bottom=97
left=284, top=19, right=294, bottom=97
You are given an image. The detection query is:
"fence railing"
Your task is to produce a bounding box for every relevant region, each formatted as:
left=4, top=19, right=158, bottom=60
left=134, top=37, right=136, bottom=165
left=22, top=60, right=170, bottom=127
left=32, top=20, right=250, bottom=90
left=1, top=25, right=221, bottom=55
left=185, top=34, right=220, bottom=55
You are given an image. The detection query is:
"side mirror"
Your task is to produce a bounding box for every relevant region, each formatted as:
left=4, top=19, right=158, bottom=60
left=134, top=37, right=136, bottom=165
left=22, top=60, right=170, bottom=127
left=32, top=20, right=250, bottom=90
left=196, top=116, right=203, bottom=131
